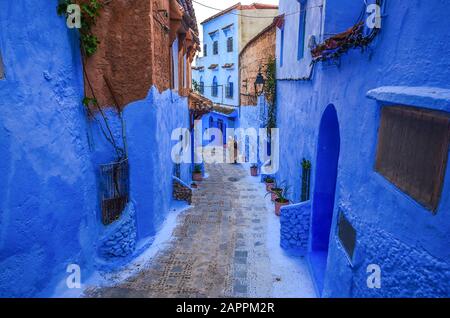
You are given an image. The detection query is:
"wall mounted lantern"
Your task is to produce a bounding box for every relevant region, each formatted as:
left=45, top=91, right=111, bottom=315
left=254, top=67, right=265, bottom=97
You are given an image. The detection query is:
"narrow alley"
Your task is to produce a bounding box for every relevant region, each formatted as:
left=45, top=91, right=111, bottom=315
left=85, top=163, right=315, bottom=298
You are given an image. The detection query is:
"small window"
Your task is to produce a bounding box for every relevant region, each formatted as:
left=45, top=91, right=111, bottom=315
left=203, top=44, right=207, bottom=57
left=338, top=211, right=357, bottom=263
left=213, top=41, right=219, bottom=55
left=375, top=106, right=450, bottom=212
left=297, top=0, right=307, bottom=60
left=227, top=37, right=233, bottom=52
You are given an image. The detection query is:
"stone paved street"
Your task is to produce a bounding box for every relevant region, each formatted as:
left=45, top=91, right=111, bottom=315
left=85, top=163, right=315, bottom=298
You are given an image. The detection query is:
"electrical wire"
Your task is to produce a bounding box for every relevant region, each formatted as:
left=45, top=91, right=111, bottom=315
left=192, top=0, right=324, bottom=19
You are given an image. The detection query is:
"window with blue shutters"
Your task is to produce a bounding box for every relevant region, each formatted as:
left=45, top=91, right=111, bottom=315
left=297, top=0, right=307, bottom=60
left=199, top=76, right=204, bottom=94
left=203, top=44, right=207, bottom=57
left=226, top=76, right=233, bottom=98
left=212, top=76, right=218, bottom=97
left=227, top=37, right=233, bottom=52
left=213, top=41, right=219, bottom=55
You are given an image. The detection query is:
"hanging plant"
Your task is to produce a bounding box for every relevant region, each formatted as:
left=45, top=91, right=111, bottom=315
left=57, top=0, right=102, bottom=57
left=58, top=0, right=128, bottom=161
left=311, top=0, right=383, bottom=64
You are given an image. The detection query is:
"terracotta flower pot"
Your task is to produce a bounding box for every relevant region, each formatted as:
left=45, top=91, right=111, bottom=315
left=192, top=172, right=203, bottom=182
left=275, top=198, right=289, bottom=216
left=250, top=166, right=258, bottom=176
left=271, top=188, right=282, bottom=202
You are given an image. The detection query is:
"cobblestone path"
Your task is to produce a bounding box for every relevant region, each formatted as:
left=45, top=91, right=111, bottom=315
left=85, top=163, right=306, bottom=298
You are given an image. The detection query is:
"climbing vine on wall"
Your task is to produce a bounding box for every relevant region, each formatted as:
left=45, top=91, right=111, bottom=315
left=58, top=0, right=127, bottom=160
left=264, top=57, right=277, bottom=130
left=57, top=0, right=102, bottom=57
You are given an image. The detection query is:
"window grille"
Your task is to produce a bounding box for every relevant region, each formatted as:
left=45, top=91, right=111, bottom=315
left=203, top=44, right=207, bottom=57
left=99, top=158, right=130, bottom=225
left=213, top=41, right=219, bottom=55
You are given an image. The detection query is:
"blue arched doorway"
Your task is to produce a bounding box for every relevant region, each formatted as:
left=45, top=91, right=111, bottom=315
left=309, top=104, right=340, bottom=296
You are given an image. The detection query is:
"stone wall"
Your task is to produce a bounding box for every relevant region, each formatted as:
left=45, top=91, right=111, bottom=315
left=239, top=23, right=276, bottom=106
left=173, top=177, right=193, bottom=204
left=99, top=203, right=137, bottom=259
left=83, top=0, right=176, bottom=108
left=280, top=202, right=311, bottom=254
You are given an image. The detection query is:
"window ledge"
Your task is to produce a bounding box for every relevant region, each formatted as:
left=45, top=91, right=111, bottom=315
left=367, top=86, right=450, bottom=112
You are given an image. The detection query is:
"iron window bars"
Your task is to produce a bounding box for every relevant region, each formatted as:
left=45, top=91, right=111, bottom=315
left=99, top=158, right=130, bottom=225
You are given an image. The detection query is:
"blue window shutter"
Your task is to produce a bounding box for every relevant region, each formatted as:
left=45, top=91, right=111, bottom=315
left=297, top=0, right=307, bottom=60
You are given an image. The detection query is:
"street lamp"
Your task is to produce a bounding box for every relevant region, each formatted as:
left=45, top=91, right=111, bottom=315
left=254, top=67, right=265, bottom=97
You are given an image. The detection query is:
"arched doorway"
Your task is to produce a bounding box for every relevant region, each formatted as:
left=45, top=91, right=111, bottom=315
left=309, top=104, right=340, bottom=296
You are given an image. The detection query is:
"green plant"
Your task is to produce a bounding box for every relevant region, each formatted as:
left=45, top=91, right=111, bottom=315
left=264, top=176, right=274, bottom=184
left=302, top=158, right=312, bottom=170
left=301, top=158, right=312, bottom=202
left=273, top=181, right=291, bottom=203
left=276, top=186, right=291, bottom=203
left=263, top=57, right=277, bottom=130
left=192, top=79, right=200, bottom=93
left=193, top=164, right=202, bottom=173
left=57, top=0, right=103, bottom=57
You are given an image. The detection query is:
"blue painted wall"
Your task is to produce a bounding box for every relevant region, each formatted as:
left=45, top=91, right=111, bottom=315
left=0, top=1, right=99, bottom=297
left=276, top=0, right=450, bottom=297
left=123, top=88, right=191, bottom=239
left=0, top=1, right=192, bottom=297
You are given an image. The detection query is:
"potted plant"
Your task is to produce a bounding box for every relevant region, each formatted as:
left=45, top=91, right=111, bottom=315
left=267, top=180, right=285, bottom=202
left=275, top=186, right=291, bottom=216
left=264, top=176, right=275, bottom=191
left=250, top=164, right=258, bottom=176
left=192, top=164, right=203, bottom=182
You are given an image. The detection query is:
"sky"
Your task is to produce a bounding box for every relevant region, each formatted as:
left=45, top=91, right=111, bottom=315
left=192, top=0, right=280, bottom=44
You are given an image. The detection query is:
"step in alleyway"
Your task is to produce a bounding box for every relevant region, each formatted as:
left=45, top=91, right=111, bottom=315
left=85, top=163, right=315, bottom=298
